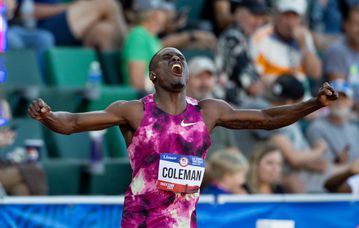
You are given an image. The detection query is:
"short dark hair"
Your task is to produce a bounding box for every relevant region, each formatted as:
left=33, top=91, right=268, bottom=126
left=149, top=51, right=159, bottom=73
left=342, top=3, right=359, bottom=21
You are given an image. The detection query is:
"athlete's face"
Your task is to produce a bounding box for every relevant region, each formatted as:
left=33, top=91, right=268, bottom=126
left=151, top=48, right=189, bottom=92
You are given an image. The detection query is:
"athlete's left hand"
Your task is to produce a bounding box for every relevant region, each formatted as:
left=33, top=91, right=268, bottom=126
left=316, top=82, right=338, bottom=107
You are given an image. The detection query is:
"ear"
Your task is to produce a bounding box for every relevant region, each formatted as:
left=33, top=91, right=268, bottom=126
left=150, top=71, right=157, bottom=81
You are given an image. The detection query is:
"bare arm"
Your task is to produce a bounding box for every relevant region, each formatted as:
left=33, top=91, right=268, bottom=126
left=28, top=99, right=137, bottom=135
left=213, top=0, right=233, bottom=31
left=325, top=158, right=359, bottom=193
left=301, top=47, right=322, bottom=80
left=34, top=3, right=68, bottom=20
left=201, top=83, right=337, bottom=132
left=161, top=31, right=216, bottom=50
left=324, top=168, right=353, bottom=193
left=293, top=27, right=322, bottom=79
left=128, top=61, right=146, bottom=90
left=270, top=135, right=327, bottom=170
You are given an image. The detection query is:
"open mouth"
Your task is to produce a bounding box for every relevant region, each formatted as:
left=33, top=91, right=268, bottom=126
left=171, top=63, right=183, bottom=76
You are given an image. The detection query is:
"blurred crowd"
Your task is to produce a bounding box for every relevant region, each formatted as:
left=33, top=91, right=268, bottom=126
left=1, top=0, right=359, bottom=196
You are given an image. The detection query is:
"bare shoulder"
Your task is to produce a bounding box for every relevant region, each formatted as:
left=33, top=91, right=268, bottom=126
left=198, top=99, right=231, bottom=131
left=107, top=100, right=143, bottom=110
left=199, top=98, right=231, bottom=113
left=106, top=100, right=144, bottom=119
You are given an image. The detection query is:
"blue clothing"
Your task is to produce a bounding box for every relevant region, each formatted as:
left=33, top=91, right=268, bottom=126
left=17, top=0, right=59, bottom=4
left=8, top=26, right=55, bottom=78
left=34, top=0, right=59, bottom=4
left=201, top=184, right=231, bottom=196
left=37, top=11, right=81, bottom=46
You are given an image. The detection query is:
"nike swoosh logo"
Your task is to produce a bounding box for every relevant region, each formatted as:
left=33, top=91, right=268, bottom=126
left=181, top=120, right=196, bottom=127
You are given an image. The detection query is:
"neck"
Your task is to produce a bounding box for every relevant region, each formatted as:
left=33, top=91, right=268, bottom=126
left=154, top=89, right=187, bottom=115
left=258, top=182, right=273, bottom=194
left=141, top=21, right=160, bottom=35
left=346, top=36, right=359, bottom=52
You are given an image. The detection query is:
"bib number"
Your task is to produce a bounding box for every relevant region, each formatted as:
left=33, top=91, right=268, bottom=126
left=157, top=153, right=205, bottom=193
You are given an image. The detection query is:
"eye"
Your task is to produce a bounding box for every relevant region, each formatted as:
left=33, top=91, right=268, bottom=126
left=162, top=54, right=172, bottom=60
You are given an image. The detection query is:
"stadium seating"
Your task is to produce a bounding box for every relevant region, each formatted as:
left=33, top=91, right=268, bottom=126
left=5, top=49, right=44, bottom=89
left=40, top=87, right=83, bottom=112
left=43, top=127, right=92, bottom=159
left=98, top=50, right=124, bottom=85
left=5, top=49, right=43, bottom=116
left=88, top=158, right=132, bottom=195
left=46, top=47, right=97, bottom=88
left=181, top=49, right=215, bottom=62
left=176, top=0, right=205, bottom=21
left=85, top=86, right=138, bottom=111
left=42, top=159, right=84, bottom=195
left=104, top=126, right=128, bottom=159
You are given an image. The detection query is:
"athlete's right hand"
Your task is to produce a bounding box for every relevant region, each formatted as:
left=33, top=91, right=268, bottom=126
left=28, top=98, right=51, bottom=120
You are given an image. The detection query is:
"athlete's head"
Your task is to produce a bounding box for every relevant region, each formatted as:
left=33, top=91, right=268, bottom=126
left=149, top=47, right=189, bottom=93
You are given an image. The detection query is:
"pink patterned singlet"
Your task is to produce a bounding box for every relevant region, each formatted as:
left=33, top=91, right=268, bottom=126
left=121, top=94, right=212, bottom=228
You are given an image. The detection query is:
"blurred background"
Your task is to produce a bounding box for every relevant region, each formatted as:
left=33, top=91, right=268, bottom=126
left=0, top=0, right=359, bottom=226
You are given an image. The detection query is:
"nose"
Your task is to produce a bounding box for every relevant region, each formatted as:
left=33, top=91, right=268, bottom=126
left=171, top=55, right=180, bottom=62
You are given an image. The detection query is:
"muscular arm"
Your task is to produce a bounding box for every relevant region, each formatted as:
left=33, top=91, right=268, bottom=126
left=204, top=98, right=323, bottom=131
left=201, top=83, right=337, bottom=132
left=29, top=99, right=139, bottom=135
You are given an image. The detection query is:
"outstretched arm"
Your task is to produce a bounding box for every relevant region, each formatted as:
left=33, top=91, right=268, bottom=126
left=202, top=83, right=338, bottom=131
left=28, top=98, right=138, bottom=135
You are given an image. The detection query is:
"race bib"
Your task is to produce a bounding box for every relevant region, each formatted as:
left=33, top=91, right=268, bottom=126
left=157, top=153, right=205, bottom=193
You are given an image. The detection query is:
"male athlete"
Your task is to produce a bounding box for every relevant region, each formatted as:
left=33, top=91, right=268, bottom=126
left=28, top=47, right=338, bottom=227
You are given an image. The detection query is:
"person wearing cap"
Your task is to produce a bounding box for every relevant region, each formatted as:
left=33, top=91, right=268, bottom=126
left=250, top=0, right=322, bottom=86
left=217, top=0, right=268, bottom=105
left=122, top=0, right=216, bottom=92
left=267, top=75, right=330, bottom=193
left=307, top=80, right=359, bottom=168
left=187, top=57, right=238, bottom=157
left=323, top=4, right=359, bottom=107
left=187, top=57, right=217, bottom=101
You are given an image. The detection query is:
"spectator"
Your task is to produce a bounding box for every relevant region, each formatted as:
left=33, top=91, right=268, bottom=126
left=250, top=0, right=322, bottom=87
left=0, top=98, right=47, bottom=196
left=201, top=0, right=271, bottom=36
left=7, top=0, right=54, bottom=77
left=216, top=0, right=268, bottom=105
left=324, top=157, right=359, bottom=193
left=187, top=57, right=237, bottom=156
left=247, top=142, right=285, bottom=194
left=33, top=0, right=128, bottom=51
left=323, top=5, right=359, bottom=106
left=307, top=80, right=359, bottom=167
left=202, top=148, right=249, bottom=195
left=266, top=75, right=329, bottom=193
left=0, top=98, right=15, bottom=148
left=122, top=0, right=216, bottom=92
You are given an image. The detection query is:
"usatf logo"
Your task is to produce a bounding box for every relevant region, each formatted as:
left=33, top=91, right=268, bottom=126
left=179, top=157, right=189, bottom=167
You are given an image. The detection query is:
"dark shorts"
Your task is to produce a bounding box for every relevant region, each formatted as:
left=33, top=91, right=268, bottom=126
left=37, top=11, right=82, bottom=46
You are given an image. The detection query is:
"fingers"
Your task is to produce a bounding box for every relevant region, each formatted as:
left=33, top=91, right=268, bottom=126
left=320, top=82, right=339, bottom=100
left=28, top=98, right=50, bottom=120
